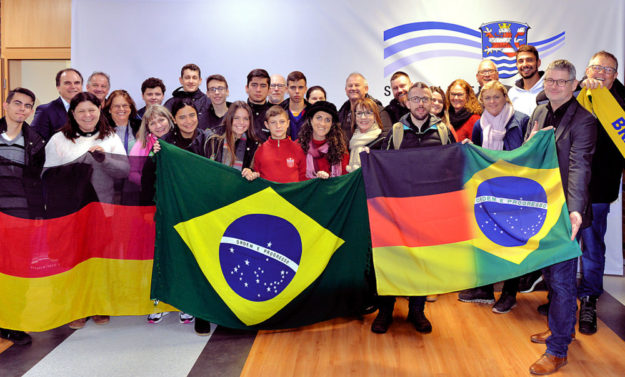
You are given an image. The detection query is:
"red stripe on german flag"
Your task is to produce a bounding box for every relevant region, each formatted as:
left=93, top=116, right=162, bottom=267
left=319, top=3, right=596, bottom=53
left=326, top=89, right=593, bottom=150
left=0, top=203, right=156, bottom=278
left=367, top=190, right=473, bottom=248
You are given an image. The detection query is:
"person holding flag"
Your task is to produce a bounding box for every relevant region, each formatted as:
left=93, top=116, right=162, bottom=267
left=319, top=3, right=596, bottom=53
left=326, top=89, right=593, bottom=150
left=576, top=50, right=625, bottom=336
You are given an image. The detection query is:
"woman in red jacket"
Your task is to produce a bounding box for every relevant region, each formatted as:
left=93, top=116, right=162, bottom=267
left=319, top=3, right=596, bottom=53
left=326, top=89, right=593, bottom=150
left=446, top=79, right=482, bottom=141
left=297, top=101, right=349, bottom=179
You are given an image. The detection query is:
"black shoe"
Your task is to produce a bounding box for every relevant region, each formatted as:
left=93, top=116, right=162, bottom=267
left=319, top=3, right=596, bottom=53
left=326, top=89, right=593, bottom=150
left=519, top=272, right=545, bottom=293
left=0, top=329, right=32, bottom=345
left=537, top=302, right=550, bottom=316
left=492, top=293, right=517, bottom=314
left=194, top=318, right=212, bottom=336
left=579, top=296, right=597, bottom=335
left=458, top=287, right=495, bottom=304
left=407, top=311, right=432, bottom=333
left=371, top=308, right=393, bottom=334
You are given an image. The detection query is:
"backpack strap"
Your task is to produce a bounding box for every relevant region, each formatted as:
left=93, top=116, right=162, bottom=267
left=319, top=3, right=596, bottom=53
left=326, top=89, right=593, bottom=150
left=389, top=122, right=404, bottom=150
left=436, top=122, right=450, bottom=145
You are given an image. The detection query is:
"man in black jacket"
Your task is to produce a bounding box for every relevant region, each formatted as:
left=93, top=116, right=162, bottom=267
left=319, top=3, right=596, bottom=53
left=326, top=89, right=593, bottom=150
left=30, top=68, right=83, bottom=141
left=245, top=69, right=272, bottom=142
left=380, top=71, right=411, bottom=130
left=576, top=50, right=625, bottom=336
left=525, top=60, right=597, bottom=375
left=164, top=64, right=211, bottom=130
left=0, top=87, right=45, bottom=346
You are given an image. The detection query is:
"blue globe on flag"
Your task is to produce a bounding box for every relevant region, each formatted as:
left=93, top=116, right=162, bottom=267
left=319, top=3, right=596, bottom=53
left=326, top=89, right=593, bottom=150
left=219, top=214, right=302, bottom=302
left=474, top=176, right=547, bottom=247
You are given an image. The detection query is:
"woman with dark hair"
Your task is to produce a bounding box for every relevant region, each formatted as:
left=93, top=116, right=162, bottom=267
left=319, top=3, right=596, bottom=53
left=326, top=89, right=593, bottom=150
left=297, top=101, right=349, bottom=179
left=162, top=98, right=211, bottom=155
left=346, top=97, right=384, bottom=172
left=446, top=79, right=482, bottom=141
left=103, top=89, right=141, bottom=154
left=203, top=101, right=259, bottom=170
left=43, top=91, right=129, bottom=330
left=305, top=85, right=327, bottom=104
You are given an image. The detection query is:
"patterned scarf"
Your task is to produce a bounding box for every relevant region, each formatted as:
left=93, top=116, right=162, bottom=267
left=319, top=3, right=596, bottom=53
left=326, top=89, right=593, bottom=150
left=305, top=139, right=342, bottom=179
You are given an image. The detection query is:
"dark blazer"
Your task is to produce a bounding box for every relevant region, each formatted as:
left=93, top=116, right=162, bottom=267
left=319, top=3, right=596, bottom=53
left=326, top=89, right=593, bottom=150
left=30, top=97, right=68, bottom=142
left=526, top=99, right=597, bottom=226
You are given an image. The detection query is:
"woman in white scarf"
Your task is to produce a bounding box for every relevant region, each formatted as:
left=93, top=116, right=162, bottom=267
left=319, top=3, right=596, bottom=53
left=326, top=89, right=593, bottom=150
left=472, top=81, right=529, bottom=152
left=346, top=98, right=384, bottom=172
left=459, top=80, right=530, bottom=314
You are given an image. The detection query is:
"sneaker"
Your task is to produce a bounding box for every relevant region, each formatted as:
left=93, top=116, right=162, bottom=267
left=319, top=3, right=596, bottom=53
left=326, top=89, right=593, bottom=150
left=492, top=293, right=517, bottom=314
left=519, top=272, right=544, bottom=293
left=147, top=312, right=169, bottom=324
left=458, top=288, right=495, bottom=304
left=407, top=310, right=432, bottom=333
left=579, top=296, right=597, bottom=335
left=537, top=302, right=550, bottom=316
left=0, top=329, right=32, bottom=345
left=68, top=318, right=87, bottom=329
left=371, top=308, right=393, bottom=334
left=194, top=318, right=212, bottom=335
left=179, top=312, right=195, bottom=324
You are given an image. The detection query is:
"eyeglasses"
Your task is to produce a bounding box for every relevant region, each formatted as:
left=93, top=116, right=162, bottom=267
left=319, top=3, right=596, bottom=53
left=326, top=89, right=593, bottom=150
left=544, top=78, right=574, bottom=87
left=208, top=86, right=227, bottom=93
left=355, top=110, right=374, bottom=118
left=589, top=65, right=617, bottom=75
left=449, top=92, right=466, bottom=98
left=270, top=83, right=285, bottom=89
left=408, top=96, right=431, bottom=104
left=112, top=104, right=130, bottom=110
left=479, top=69, right=496, bottom=75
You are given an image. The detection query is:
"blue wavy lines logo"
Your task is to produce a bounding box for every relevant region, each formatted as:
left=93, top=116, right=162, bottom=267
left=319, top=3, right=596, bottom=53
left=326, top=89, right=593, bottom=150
left=383, top=21, right=565, bottom=78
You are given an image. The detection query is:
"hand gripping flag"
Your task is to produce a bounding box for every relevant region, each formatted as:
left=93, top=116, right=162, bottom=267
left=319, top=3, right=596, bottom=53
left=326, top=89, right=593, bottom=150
left=360, top=131, right=581, bottom=296
left=152, top=141, right=372, bottom=329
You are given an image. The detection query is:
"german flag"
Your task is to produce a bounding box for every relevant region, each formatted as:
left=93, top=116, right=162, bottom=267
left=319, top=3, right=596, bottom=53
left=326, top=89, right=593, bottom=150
left=0, top=153, right=173, bottom=332
left=360, top=131, right=580, bottom=296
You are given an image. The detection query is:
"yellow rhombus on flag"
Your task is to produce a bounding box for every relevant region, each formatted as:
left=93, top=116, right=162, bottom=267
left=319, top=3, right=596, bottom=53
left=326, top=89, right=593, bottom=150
left=174, top=187, right=344, bottom=326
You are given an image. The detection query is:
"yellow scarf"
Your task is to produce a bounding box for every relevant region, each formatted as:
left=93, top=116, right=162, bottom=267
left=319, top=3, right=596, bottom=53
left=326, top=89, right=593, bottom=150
left=577, top=86, right=625, bottom=158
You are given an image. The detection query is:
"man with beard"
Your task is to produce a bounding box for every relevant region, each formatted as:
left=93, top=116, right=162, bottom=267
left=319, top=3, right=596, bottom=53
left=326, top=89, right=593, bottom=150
left=372, top=83, right=455, bottom=335
left=380, top=71, right=411, bottom=130
left=508, top=45, right=544, bottom=117
left=164, top=64, right=211, bottom=130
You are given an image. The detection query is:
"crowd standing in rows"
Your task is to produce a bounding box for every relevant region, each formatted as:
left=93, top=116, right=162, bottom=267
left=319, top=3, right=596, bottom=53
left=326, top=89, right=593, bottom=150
left=1, top=45, right=624, bottom=376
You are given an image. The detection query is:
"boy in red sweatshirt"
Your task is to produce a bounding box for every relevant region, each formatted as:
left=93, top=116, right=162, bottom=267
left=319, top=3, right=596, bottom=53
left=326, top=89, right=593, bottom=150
left=242, top=105, right=306, bottom=183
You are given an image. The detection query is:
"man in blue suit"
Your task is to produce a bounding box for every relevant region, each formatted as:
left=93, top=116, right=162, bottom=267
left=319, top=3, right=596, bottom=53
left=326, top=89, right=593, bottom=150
left=30, top=68, right=83, bottom=141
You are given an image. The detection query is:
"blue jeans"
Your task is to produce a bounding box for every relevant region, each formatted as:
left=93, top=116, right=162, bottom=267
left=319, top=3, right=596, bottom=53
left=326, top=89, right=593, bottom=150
left=578, top=203, right=610, bottom=298
left=542, top=257, right=577, bottom=358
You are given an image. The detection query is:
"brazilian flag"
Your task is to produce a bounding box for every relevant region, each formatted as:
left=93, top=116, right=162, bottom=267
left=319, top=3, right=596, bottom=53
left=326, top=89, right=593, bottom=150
left=360, top=131, right=581, bottom=296
left=151, top=141, right=372, bottom=329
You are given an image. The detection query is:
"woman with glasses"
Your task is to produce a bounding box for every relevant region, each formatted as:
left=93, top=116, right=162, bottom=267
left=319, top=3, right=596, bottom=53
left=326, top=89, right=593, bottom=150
left=297, top=101, right=349, bottom=179
left=103, top=90, right=141, bottom=155
left=446, top=79, right=482, bottom=141
left=458, top=80, right=529, bottom=313
left=346, top=98, right=384, bottom=172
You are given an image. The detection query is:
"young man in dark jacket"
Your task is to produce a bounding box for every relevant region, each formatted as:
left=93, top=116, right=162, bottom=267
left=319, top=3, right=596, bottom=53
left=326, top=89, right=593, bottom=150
left=0, top=87, right=45, bottom=346
left=164, top=64, right=211, bottom=130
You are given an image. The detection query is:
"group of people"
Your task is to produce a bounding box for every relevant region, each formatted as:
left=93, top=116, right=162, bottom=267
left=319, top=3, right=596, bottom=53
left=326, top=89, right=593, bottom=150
left=1, top=44, right=623, bottom=375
